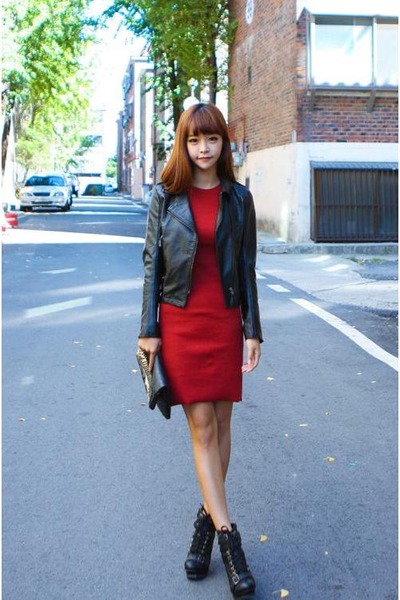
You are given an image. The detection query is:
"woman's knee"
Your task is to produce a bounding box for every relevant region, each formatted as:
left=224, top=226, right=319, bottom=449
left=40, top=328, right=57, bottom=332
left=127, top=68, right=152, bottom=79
left=215, top=402, right=233, bottom=436
left=185, top=404, right=218, bottom=449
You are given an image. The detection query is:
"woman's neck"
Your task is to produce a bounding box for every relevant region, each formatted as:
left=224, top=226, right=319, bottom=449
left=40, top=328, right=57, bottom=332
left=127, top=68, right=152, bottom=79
left=191, top=169, right=220, bottom=189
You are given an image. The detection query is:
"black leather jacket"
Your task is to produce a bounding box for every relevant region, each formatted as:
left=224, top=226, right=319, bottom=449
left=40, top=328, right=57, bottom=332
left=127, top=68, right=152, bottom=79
left=139, top=179, right=263, bottom=342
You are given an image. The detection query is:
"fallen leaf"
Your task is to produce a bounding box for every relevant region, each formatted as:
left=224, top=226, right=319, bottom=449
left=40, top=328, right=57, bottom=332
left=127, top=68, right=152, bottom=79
left=40, top=417, right=47, bottom=421
left=131, top=369, right=138, bottom=374
left=348, top=461, right=358, bottom=467
left=259, top=535, right=268, bottom=542
left=18, top=417, right=26, bottom=422
left=272, top=590, right=289, bottom=598
left=299, top=423, right=308, bottom=427
left=266, top=376, right=275, bottom=381
left=325, top=456, right=336, bottom=463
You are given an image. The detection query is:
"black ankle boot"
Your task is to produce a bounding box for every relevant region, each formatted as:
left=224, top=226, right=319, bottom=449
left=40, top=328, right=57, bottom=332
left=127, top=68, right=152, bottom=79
left=218, top=524, right=256, bottom=598
left=184, top=506, right=216, bottom=580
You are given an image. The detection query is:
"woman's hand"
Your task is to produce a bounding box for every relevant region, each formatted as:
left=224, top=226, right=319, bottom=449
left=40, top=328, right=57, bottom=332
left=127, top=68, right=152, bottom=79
left=242, top=338, right=261, bottom=373
left=138, top=337, right=162, bottom=371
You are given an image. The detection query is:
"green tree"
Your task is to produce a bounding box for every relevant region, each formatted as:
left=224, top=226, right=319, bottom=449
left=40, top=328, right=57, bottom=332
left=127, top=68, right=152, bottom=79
left=105, top=0, right=236, bottom=131
left=106, top=156, right=117, bottom=179
left=2, top=0, right=95, bottom=174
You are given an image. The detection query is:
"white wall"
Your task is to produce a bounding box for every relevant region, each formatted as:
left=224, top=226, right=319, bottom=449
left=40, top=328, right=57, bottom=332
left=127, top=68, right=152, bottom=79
left=240, top=142, right=398, bottom=242
left=240, top=145, right=297, bottom=241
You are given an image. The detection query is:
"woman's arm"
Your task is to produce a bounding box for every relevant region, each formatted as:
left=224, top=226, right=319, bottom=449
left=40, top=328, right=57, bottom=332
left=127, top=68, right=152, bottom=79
left=139, top=185, right=164, bottom=338
left=239, top=190, right=263, bottom=344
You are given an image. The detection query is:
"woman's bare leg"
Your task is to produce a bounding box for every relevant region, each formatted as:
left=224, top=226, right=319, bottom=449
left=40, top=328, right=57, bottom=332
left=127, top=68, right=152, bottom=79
left=183, top=402, right=233, bottom=531
left=215, top=401, right=233, bottom=480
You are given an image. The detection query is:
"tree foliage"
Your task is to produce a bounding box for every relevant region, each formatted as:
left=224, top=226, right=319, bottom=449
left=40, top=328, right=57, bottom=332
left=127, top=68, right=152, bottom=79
left=106, top=156, right=117, bottom=179
left=105, top=0, right=236, bottom=131
left=2, top=0, right=95, bottom=174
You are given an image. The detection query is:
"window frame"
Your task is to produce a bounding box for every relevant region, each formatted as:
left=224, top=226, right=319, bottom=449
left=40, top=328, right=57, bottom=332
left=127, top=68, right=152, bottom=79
left=308, top=14, right=398, bottom=91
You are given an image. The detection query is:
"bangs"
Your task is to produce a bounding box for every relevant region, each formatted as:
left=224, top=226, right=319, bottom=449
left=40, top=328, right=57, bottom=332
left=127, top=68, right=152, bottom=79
left=187, top=105, right=227, bottom=137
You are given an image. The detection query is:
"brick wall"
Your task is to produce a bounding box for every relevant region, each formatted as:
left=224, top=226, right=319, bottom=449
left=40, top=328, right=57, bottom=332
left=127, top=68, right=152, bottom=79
left=229, top=4, right=398, bottom=149
left=228, top=0, right=297, bottom=151
left=296, top=9, right=398, bottom=144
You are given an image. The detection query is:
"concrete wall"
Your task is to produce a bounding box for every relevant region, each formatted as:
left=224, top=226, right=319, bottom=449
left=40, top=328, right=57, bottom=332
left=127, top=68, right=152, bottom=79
left=239, top=142, right=398, bottom=242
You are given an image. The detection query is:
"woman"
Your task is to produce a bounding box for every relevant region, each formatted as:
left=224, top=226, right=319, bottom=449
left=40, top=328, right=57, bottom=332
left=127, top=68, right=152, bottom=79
left=138, top=103, right=263, bottom=598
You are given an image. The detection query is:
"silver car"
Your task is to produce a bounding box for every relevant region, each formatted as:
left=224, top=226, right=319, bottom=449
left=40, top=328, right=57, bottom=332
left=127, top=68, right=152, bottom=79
left=19, top=173, right=72, bottom=212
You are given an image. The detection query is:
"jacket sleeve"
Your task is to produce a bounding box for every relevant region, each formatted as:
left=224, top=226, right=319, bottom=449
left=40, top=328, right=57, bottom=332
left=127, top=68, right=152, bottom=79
left=139, top=186, right=163, bottom=338
left=239, top=190, right=263, bottom=342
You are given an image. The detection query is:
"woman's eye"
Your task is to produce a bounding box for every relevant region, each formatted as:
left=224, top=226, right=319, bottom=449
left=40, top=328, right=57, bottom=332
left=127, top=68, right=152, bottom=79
left=209, top=136, right=219, bottom=142
left=188, top=138, right=198, bottom=144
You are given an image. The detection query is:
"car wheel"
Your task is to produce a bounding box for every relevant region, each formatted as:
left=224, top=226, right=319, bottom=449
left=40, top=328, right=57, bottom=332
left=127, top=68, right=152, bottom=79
left=61, top=203, right=70, bottom=212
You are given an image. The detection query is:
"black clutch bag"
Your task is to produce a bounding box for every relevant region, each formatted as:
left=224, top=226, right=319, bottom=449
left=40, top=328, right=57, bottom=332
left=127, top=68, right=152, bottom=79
left=136, top=349, right=171, bottom=419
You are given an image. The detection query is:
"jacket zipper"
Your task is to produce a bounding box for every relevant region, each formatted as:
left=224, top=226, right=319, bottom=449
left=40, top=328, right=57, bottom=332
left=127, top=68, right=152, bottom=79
left=167, top=209, right=197, bottom=297
left=216, top=191, right=235, bottom=302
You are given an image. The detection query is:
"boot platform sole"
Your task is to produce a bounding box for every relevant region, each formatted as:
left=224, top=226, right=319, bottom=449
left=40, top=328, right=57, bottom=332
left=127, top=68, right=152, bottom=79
left=185, top=571, right=208, bottom=581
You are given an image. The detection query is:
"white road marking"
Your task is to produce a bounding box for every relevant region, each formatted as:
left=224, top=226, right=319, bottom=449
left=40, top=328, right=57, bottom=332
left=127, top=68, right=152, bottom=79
left=268, top=284, right=290, bottom=293
left=256, top=272, right=266, bottom=279
left=2, top=229, right=145, bottom=244
left=41, top=268, right=76, bottom=275
left=292, top=298, right=398, bottom=372
left=24, top=296, right=92, bottom=319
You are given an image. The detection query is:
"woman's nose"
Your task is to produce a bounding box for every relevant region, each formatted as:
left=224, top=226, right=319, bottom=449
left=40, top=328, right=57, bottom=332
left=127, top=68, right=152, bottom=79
left=199, top=138, right=209, bottom=153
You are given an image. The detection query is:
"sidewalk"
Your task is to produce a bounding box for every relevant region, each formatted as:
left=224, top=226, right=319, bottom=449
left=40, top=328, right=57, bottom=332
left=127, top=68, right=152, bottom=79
left=257, top=231, right=398, bottom=315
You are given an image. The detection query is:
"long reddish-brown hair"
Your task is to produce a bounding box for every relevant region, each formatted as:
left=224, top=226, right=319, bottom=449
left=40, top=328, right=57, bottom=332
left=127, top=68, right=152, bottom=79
left=161, top=103, right=236, bottom=194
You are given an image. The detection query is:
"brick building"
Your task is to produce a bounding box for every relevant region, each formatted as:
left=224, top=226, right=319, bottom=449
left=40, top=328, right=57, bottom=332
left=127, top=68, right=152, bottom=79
left=228, top=0, right=398, bottom=242
left=117, top=57, right=154, bottom=199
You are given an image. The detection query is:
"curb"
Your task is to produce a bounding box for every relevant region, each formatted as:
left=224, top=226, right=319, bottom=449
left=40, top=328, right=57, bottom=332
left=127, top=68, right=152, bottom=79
left=258, top=242, right=398, bottom=256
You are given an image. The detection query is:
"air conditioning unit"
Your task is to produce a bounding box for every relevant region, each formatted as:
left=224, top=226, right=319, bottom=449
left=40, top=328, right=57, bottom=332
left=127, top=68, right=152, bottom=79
left=233, top=151, right=244, bottom=167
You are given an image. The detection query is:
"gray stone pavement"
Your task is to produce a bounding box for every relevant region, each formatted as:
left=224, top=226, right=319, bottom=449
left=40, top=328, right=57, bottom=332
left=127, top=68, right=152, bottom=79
left=257, top=231, right=398, bottom=316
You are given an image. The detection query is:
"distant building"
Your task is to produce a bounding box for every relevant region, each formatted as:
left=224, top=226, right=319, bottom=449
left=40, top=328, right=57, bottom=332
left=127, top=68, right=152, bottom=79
left=228, top=0, right=398, bottom=242
left=75, top=109, right=108, bottom=189
left=117, top=57, right=154, bottom=199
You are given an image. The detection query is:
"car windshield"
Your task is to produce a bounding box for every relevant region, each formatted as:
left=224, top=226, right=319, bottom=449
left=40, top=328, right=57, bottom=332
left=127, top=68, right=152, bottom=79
left=25, top=176, right=65, bottom=187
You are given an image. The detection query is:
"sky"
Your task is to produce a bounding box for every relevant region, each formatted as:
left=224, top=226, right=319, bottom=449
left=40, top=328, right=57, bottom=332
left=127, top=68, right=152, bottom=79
left=85, top=1, right=146, bottom=156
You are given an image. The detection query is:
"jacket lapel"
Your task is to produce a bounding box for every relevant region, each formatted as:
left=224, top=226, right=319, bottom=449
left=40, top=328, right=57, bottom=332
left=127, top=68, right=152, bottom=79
left=167, top=193, right=195, bottom=231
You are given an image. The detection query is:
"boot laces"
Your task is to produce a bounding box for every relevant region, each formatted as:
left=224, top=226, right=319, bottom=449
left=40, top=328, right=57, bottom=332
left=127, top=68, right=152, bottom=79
left=189, top=513, right=215, bottom=555
left=229, top=542, right=248, bottom=575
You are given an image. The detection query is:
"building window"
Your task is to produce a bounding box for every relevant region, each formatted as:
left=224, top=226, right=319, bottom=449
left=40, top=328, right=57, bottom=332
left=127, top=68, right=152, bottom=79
left=310, top=16, right=398, bottom=88
left=376, top=21, right=398, bottom=86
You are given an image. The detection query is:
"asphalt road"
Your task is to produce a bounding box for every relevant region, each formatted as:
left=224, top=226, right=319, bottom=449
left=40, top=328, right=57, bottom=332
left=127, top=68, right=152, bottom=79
left=2, top=196, right=398, bottom=600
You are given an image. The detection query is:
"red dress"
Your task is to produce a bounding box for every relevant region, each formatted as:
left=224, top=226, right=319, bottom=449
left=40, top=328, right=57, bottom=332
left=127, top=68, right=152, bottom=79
left=159, top=185, right=243, bottom=406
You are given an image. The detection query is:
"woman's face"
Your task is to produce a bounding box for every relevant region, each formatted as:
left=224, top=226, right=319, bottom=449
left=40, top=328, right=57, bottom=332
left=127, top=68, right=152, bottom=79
left=186, top=132, right=223, bottom=174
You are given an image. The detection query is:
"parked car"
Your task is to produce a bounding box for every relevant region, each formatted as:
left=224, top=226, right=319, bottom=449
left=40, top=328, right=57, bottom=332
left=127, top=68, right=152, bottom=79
left=19, top=173, right=72, bottom=212
left=82, top=183, right=104, bottom=196
left=104, top=183, right=115, bottom=195
left=67, top=173, right=80, bottom=197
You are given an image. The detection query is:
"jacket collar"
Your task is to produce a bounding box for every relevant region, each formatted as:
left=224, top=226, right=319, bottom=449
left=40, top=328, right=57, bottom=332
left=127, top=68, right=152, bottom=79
left=161, top=179, right=234, bottom=231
